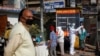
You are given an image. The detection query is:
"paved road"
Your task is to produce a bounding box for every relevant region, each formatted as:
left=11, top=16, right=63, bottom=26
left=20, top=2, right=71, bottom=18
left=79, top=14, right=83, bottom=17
left=57, top=44, right=96, bottom=56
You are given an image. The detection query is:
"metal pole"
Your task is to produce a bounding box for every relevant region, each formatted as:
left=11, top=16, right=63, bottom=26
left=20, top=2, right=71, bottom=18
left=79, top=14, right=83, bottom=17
left=26, top=0, right=28, bottom=7
left=67, top=18, right=69, bottom=30
left=40, top=0, right=44, bottom=41
left=95, top=4, right=99, bottom=55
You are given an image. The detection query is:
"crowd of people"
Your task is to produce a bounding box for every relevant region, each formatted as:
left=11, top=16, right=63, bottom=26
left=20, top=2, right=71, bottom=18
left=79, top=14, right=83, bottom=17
left=49, top=22, right=87, bottom=56
left=0, top=8, right=87, bottom=56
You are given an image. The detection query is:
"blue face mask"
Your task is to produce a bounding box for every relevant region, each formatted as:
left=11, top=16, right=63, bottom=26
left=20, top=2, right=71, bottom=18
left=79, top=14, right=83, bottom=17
left=26, top=19, right=34, bottom=25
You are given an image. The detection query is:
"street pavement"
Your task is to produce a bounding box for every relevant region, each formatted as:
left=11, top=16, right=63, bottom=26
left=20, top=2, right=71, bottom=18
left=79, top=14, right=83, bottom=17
left=57, top=44, right=96, bottom=56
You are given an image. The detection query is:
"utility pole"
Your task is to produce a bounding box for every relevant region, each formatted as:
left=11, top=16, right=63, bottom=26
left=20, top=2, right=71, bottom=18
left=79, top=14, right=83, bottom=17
left=95, top=2, right=100, bottom=55
left=40, top=0, right=44, bottom=41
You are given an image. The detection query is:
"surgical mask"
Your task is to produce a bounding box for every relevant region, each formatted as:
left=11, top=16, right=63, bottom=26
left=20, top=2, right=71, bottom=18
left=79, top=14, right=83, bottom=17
left=26, top=19, right=34, bottom=25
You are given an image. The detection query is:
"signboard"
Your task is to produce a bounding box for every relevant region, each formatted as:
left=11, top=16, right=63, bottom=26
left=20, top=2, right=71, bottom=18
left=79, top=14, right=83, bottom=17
left=56, top=9, right=80, bottom=14
left=82, top=6, right=98, bottom=14
left=70, top=0, right=76, bottom=7
left=44, top=1, right=65, bottom=12
left=56, top=8, right=80, bottom=30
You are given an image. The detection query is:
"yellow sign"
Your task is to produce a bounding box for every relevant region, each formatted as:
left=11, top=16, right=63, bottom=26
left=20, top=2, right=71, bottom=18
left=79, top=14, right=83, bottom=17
left=56, top=9, right=80, bottom=14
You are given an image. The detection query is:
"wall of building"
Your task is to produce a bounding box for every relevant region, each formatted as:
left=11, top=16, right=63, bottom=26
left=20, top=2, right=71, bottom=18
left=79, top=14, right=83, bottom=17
left=8, top=14, right=18, bottom=25
left=0, top=11, right=18, bottom=25
left=3, top=0, right=26, bottom=9
left=14, top=0, right=25, bottom=9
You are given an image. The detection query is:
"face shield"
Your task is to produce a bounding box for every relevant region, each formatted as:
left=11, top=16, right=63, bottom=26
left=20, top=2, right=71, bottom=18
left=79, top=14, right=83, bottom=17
left=56, top=26, right=62, bottom=32
left=71, top=23, right=75, bottom=28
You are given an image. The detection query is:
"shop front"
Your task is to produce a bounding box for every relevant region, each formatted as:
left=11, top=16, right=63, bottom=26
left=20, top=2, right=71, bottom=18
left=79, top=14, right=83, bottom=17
left=56, top=8, right=81, bottom=30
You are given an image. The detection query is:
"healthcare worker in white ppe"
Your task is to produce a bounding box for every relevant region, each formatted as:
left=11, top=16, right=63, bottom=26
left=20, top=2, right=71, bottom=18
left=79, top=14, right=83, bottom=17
left=69, top=23, right=83, bottom=55
left=56, top=26, right=65, bottom=56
